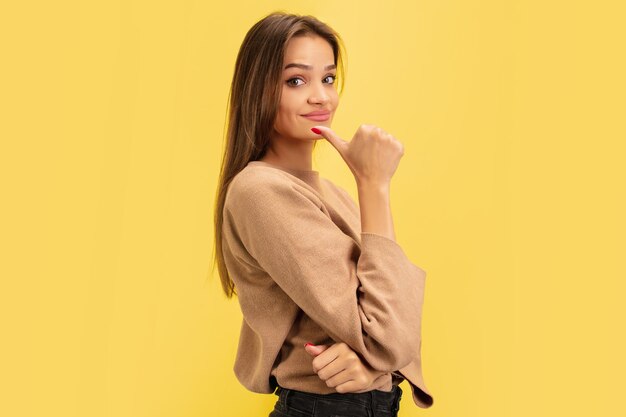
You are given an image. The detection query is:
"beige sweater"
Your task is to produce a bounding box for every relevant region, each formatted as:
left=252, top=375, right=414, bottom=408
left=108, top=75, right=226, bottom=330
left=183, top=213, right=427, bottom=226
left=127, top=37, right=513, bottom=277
left=221, top=160, right=434, bottom=408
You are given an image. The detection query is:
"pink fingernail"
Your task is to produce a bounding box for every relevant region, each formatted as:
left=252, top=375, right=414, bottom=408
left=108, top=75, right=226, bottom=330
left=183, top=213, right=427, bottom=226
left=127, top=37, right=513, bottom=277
left=311, top=128, right=321, bottom=134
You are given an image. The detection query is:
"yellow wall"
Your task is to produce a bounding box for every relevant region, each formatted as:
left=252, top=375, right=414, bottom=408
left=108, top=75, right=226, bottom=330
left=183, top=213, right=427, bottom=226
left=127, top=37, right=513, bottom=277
left=1, top=1, right=624, bottom=416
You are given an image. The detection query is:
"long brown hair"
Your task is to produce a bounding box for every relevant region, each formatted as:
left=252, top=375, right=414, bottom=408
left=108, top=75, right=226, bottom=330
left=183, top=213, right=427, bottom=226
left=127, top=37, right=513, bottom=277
left=212, top=12, right=346, bottom=298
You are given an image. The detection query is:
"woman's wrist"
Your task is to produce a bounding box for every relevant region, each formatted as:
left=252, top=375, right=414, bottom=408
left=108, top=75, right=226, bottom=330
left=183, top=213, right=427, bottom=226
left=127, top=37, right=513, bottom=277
left=357, top=180, right=396, bottom=241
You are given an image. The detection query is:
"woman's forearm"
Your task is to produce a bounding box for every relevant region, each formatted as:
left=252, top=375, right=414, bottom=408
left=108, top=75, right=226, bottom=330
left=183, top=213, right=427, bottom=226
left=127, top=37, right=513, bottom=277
left=357, top=180, right=396, bottom=242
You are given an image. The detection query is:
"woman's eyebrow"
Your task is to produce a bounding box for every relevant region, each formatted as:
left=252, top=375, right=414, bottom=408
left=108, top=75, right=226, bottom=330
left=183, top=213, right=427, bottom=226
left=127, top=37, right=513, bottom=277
left=284, top=63, right=336, bottom=71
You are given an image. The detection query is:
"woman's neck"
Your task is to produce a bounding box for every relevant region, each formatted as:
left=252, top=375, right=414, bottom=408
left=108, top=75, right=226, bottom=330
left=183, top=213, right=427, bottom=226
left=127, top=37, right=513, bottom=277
left=259, top=137, right=315, bottom=171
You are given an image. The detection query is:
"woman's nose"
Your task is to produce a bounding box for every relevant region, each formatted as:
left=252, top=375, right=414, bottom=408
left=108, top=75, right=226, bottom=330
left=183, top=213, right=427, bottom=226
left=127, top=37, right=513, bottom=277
left=307, top=83, right=330, bottom=105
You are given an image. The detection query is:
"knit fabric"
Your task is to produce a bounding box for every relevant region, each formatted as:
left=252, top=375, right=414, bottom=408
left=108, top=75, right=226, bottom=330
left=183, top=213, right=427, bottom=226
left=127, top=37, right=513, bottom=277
left=221, top=160, right=433, bottom=408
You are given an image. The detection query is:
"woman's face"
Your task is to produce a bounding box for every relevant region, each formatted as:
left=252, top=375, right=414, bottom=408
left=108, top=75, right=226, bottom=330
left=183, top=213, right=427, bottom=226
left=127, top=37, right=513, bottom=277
left=273, top=35, right=339, bottom=142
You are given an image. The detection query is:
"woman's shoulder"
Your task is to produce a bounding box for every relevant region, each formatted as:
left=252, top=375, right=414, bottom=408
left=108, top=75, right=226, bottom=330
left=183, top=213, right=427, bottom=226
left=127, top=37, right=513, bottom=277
left=225, top=164, right=317, bottom=209
left=230, top=163, right=287, bottom=188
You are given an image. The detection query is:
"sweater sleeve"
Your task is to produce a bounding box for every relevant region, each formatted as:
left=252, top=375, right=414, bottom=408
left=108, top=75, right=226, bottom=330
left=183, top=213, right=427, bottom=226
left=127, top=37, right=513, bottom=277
left=223, top=174, right=427, bottom=373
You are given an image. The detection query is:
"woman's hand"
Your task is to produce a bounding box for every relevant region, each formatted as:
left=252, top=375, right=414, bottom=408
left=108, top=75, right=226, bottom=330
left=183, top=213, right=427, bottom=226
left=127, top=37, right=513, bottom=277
left=312, top=125, right=405, bottom=186
left=304, top=342, right=390, bottom=393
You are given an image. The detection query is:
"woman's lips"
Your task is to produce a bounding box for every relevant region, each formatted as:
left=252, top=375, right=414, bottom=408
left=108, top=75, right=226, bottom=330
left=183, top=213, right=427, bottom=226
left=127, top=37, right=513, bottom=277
left=301, top=112, right=331, bottom=122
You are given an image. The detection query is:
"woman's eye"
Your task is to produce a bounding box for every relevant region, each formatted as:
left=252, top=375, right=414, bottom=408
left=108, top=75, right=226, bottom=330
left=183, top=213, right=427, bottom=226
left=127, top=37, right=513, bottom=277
left=287, top=78, right=304, bottom=87
left=286, top=75, right=336, bottom=87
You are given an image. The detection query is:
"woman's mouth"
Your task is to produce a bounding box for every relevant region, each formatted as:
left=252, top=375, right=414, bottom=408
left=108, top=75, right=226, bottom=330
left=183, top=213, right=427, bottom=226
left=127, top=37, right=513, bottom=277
left=301, top=111, right=331, bottom=122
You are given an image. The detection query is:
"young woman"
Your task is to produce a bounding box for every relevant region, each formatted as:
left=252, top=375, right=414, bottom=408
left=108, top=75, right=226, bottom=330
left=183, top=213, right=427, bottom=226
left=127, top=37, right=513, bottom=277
left=213, top=12, right=433, bottom=417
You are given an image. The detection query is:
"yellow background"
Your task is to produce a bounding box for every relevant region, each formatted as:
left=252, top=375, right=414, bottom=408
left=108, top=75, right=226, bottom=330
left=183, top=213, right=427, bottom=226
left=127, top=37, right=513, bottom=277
left=1, top=0, right=624, bottom=416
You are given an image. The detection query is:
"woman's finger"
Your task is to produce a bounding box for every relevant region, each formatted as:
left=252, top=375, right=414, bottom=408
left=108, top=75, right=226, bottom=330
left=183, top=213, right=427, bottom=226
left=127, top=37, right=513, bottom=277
left=316, top=354, right=349, bottom=381
left=310, top=343, right=341, bottom=373
left=311, top=126, right=348, bottom=156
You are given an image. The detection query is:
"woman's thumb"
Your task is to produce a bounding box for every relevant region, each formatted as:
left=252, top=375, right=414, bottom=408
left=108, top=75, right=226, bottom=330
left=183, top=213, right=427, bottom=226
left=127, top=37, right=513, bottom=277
left=304, top=343, right=330, bottom=357
left=311, top=126, right=347, bottom=154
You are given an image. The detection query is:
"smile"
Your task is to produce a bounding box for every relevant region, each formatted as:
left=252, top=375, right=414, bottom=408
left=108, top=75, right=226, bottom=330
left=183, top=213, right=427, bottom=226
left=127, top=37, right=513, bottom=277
left=301, top=112, right=331, bottom=122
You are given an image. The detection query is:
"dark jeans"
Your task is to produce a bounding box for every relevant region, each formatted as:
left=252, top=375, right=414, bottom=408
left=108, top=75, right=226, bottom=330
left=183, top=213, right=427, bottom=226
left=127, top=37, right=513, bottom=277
left=268, top=385, right=403, bottom=417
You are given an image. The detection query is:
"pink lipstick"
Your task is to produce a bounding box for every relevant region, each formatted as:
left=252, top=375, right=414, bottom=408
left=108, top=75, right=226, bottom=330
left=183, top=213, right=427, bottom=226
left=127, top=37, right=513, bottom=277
left=301, top=110, right=331, bottom=122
